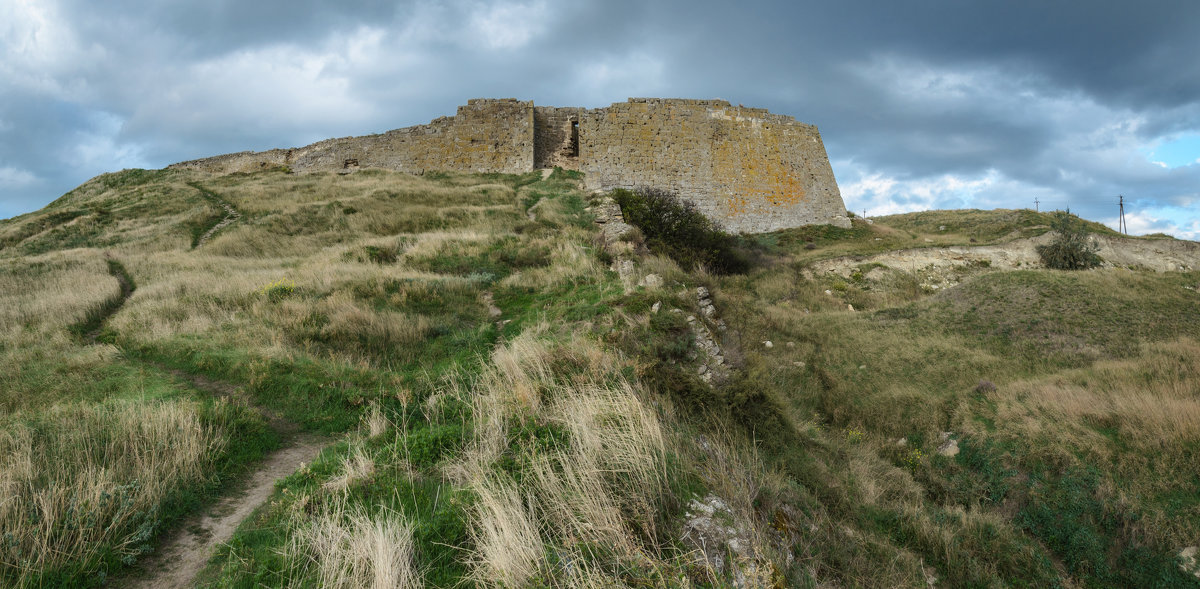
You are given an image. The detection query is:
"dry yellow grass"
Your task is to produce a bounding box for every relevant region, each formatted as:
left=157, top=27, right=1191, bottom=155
left=498, top=242, right=603, bottom=290
left=0, top=252, right=116, bottom=334
left=451, top=329, right=671, bottom=586
left=322, top=447, right=377, bottom=494
left=363, top=404, right=390, bottom=439
left=997, top=339, right=1200, bottom=447
left=0, top=399, right=224, bottom=584
left=468, top=477, right=545, bottom=587
left=1, top=167, right=631, bottom=586
left=295, top=503, right=423, bottom=589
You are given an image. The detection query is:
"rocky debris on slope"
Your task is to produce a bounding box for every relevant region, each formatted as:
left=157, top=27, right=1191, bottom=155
left=1181, top=546, right=1200, bottom=580
left=612, top=259, right=665, bottom=291
left=685, top=287, right=729, bottom=384
left=682, top=495, right=774, bottom=588
left=696, top=287, right=726, bottom=331
left=937, top=432, right=960, bottom=457
left=675, top=308, right=728, bottom=384
left=588, top=197, right=633, bottom=243
left=924, top=564, right=940, bottom=586
left=613, top=258, right=636, bottom=288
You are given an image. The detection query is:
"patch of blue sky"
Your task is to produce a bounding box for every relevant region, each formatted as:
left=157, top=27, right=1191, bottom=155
left=1141, top=132, right=1200, bottom=168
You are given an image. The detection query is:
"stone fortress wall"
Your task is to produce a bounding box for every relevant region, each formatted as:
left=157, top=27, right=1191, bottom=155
left=578, top=98, right=848, bottom=232
left=170, top=98, right=850, bottom=232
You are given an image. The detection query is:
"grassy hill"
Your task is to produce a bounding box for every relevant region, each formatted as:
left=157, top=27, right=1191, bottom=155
left=1, top=167, right=1198, bottom=588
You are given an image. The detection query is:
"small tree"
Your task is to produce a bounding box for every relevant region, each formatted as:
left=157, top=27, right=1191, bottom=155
left=1036, top=212, right=1102, bottom=270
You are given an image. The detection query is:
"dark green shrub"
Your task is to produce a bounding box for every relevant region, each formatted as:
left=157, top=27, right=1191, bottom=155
left=611, top=187, right=750, bottom=274
left=363, top=245, right=397, bottom=264
left=1036, top=212, right=1102, bottom=270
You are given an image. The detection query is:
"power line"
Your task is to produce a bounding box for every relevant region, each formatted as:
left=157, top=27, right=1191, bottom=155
left=1118, top=195, right=1127, bottom=235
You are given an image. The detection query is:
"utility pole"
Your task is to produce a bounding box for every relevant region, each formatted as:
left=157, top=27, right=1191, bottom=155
left=1118, top=195, right=1127, bottom=234
left=1034, top=197, right=1039, bottom=212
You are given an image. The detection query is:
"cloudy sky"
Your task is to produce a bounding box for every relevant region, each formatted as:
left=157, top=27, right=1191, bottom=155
left=3, top=0, right=1199, bottom=237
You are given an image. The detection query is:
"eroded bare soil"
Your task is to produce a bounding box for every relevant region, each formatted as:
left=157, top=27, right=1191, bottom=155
left=807, top=233, right=1200, bottom=290
left=125, top=436, right=327, bottom=589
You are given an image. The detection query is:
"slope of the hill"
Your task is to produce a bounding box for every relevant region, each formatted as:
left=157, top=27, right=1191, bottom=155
left=1, top=168, right=1198, bottom=588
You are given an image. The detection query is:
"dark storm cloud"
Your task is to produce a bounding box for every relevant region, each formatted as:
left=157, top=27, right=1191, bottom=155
left=2, top=0, right=1198, bottom=235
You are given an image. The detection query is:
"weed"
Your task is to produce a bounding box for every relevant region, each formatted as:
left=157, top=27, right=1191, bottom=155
left=259, top=278, right=297, bottom=302
left=904, top=448, right=925, bottom=472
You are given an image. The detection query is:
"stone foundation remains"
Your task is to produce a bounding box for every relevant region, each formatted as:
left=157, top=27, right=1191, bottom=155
left=170, top=98, right=850, bottom=231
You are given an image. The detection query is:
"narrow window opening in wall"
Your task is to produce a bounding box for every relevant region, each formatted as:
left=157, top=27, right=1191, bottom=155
left=568, top=119, right=580, bottom=157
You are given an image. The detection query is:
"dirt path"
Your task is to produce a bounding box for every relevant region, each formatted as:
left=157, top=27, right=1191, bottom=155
left=189, top=183, right=241, bottom=247
left=111, top=339, right=332, bottom=587
left=80, top=256, right=324, bottom=588
left=125, top=436, right=327, bottom=589
left=114, top=366, right=333, bottom=588
left=70, top=255, right=136, bottom=343
left=197, top=201, right=240, bottom=246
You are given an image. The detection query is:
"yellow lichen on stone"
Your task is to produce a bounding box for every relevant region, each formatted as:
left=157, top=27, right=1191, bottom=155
left=170, top=97, right=850, bottom=232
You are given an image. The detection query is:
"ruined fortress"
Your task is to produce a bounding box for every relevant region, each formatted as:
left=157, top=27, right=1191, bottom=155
left=170, top=98, right=850, bottom=232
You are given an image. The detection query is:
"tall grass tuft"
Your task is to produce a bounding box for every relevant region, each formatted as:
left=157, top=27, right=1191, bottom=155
left=467, top=477, right=544, bottom=587
left=454, top=329, right=669, bottom=586
left=0, top=399, right=226, bottom=586
left=294, top=503, right=423, bottom=589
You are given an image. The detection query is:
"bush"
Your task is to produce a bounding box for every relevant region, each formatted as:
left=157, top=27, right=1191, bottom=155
left=1036, top=212, right=1102, bottom=270
left=610, top=187, right=750, bottom=274
left=259, top=278, right=297, bottom=302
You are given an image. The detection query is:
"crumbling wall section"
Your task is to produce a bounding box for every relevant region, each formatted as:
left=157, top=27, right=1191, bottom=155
left=168, top=149, right=293, bottom=174
left=580, top=98, right=849, bottom=232
left=171, top=99, right=534, bottom=175
left=533, top=106, right=585, bottom=170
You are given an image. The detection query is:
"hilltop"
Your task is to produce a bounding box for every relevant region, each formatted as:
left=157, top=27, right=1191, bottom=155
left=1, top=166, right=1199, bottom=588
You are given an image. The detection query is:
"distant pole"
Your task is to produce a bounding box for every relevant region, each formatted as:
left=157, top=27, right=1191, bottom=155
left=1034, top=197, right=1039, bottom=212
left=1118, top=195, right=1127, bottom=234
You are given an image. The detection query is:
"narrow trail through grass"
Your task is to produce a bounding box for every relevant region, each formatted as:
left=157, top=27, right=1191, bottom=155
left=188, top=183, right=241, bottom=248
left=70, top=256, right=135, bottom=343
left=83, top=259, right=338, bottom=588
left=127, top=435, right=327, bottom=589
left=120, top=368, right=334, bottom=589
